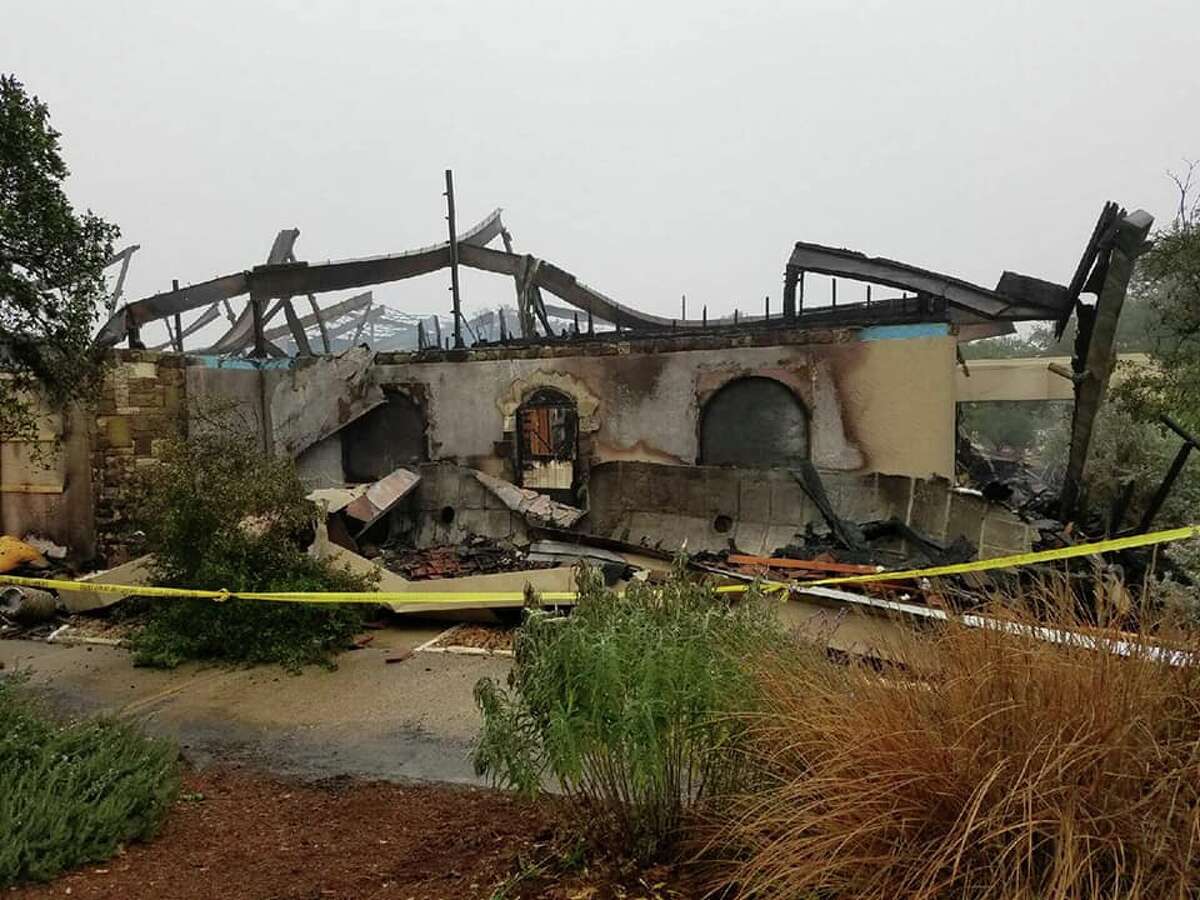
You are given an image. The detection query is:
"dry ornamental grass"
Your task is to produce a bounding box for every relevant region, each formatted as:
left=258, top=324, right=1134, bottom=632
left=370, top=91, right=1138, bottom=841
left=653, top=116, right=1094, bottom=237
left=707, top=577, right=1200, bottom=899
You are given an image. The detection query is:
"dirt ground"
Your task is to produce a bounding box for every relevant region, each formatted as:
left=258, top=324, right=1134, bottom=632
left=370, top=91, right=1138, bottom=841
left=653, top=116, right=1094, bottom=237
left=9, top=767, right=702, bottom=900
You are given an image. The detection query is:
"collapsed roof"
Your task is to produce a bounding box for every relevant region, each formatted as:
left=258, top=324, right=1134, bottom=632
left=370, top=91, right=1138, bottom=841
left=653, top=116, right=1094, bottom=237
left=95, top=204, right=1087, bottom=356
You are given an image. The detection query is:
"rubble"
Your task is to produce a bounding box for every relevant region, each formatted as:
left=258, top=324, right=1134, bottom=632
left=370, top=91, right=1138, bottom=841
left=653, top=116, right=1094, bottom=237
left=308, top=466, right=422, bottom=551
left=0, top=536, right=50, bottom=573
left=471, top=470, right=585, bottom=529
left=0, top=586, right=57, bottom=625
left=22, top=534, right=67, bottom=560
left=57, top=555, right=154, bottom=613
left=381, top=534, right=552, bottom=580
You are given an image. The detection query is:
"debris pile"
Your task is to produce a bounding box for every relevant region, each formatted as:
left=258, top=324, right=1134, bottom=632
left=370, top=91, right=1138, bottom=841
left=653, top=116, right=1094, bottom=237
left=380, top=534, right=553, bottom=581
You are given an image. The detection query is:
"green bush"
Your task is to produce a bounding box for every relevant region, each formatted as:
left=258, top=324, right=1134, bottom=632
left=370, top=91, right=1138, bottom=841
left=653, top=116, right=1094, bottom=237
left=129, top=427, right=376, bottom=670
left=472, top=565, right=786, bottom=862
left=0, top=677, right=178, bottom=886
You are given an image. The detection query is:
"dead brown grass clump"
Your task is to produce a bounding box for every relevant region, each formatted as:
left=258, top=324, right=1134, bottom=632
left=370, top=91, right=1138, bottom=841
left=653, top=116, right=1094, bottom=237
left=707, top=581, right=1200, bottom=899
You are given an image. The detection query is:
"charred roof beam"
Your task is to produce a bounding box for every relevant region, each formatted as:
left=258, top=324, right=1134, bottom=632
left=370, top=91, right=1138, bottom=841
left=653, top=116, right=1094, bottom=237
left=785, top=241, right=1070, bottom=323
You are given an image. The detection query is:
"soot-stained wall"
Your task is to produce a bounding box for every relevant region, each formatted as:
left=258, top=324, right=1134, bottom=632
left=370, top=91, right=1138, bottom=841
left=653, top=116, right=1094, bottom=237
left=371, top=325, right=957, bottom=482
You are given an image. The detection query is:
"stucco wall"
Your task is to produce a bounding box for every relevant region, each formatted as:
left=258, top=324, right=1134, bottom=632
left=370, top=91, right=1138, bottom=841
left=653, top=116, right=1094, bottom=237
left=373, top=327, right=956, bottom=481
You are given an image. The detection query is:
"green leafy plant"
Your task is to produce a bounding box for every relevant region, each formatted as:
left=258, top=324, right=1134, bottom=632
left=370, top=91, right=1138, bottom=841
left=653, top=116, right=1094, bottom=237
left=473, top=564, right=786, bottom=862
left=129, top=425, right=376, bottom=670
left=0, top=676, right=178, bottom=886
left=1, top=74, right=118, bottom=441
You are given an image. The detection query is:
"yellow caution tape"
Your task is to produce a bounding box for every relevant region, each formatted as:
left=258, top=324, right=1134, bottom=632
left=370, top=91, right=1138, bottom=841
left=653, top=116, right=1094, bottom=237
left=0, top=574, right=575, bottom=606
left=789, top=524, right=1200, bottom=589
left=716, top=524, right=1200, bottom=593
left=0, top=525, right=1196, bottom=606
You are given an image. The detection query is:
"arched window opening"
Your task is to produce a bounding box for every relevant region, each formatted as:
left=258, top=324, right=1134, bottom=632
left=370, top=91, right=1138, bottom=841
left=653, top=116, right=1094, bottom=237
left=516, top=388, right=578, bottom=501
left=341, top=392, right=427, bottom=482
left=700, top=377, right=809, bottom=467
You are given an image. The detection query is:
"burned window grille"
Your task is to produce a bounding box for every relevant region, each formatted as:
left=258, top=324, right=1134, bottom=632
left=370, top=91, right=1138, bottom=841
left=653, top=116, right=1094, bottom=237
left=518, top=389, right=577, bottom=461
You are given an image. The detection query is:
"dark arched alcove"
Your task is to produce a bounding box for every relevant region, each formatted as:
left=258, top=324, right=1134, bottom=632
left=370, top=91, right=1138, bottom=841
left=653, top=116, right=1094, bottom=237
left=699, top=377, right=809, bottom=467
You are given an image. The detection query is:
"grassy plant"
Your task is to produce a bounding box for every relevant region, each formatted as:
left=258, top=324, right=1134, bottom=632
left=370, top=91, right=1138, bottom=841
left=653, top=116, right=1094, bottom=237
left=129, top=427, right=376, bottom=670
left=0, top=676, right=178, bottom=886
left=707, top=576, right=1200, bottom=900
left=473, top=564, right=786, bottom=862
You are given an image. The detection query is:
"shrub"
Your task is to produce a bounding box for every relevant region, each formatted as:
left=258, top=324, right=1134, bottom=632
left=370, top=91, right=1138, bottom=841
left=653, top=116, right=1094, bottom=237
left=0, top=676, right=178, bottom=886
left=129, top=427, right=376, bottom=670
left=472, top=564, right=786, bottom=862
left=708, top=579, right=1200, bottom=900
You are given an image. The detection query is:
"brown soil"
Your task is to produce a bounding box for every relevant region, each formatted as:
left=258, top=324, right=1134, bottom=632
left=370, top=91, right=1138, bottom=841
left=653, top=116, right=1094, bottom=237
left=10, top=768, right=702, bottom=900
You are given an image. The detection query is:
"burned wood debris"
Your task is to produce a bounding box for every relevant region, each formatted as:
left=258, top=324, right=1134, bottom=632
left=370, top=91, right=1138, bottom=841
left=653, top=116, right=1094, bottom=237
left=380, top=535, right=554, bottom=581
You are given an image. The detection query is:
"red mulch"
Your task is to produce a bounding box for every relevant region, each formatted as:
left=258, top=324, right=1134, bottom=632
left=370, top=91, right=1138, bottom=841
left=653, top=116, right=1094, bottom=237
left=9, top=768, right=703, bottom=900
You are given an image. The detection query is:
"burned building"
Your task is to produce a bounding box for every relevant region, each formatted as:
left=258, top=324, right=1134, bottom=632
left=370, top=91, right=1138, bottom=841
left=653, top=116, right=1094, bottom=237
left=1, top=200, right=1151, bottom=567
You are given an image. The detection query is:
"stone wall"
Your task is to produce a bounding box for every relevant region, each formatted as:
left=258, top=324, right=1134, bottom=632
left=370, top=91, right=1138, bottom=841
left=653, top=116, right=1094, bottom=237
left=91, top=353, right=187, bottom=564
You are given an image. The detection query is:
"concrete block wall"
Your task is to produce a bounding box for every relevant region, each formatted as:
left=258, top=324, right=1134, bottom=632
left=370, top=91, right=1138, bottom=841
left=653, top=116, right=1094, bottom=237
left=408, top=462, right=527, bottom=548
left=586, top=461, right=1034, bottom=559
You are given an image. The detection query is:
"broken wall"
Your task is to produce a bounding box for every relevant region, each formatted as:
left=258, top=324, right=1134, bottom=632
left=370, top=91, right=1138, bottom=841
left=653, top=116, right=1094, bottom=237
left=0, top=396, right=94, bottom=560
left=587, top=461, right=1034, bottom=558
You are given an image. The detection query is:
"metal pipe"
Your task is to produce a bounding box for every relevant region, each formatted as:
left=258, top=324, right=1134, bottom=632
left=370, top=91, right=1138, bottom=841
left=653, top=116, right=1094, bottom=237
left=444, top=169, right=463, bottom=349
left=171, top=280, right=183, bottom=352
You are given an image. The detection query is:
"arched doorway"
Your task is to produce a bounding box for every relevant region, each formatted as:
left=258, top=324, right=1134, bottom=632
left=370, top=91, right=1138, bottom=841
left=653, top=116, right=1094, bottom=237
left=700, top=377, right=809, bottom=467
left=341, top=392, right=427, bottom=482
left=515, top=388, right=579, bottom=502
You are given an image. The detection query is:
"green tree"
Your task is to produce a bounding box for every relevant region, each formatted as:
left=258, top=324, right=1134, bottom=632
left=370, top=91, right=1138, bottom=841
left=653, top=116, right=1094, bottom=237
left=1111, top=163, right=1200, bottom=435
left=0, top=74, right=118, bottom=439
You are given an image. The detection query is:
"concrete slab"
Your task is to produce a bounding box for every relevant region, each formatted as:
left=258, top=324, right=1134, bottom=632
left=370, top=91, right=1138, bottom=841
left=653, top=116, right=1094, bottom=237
left=58, top=554, right=154, bottom=613
left=0, top=623, right=508, bottom=786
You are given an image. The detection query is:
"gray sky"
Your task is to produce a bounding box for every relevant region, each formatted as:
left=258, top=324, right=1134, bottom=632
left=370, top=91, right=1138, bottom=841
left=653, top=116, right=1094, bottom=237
left=5, top=0, right=1199, bottom=343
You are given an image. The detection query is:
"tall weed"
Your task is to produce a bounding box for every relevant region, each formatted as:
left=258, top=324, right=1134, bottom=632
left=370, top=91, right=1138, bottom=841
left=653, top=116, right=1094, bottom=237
left=473, top=565, right=786, bottom=862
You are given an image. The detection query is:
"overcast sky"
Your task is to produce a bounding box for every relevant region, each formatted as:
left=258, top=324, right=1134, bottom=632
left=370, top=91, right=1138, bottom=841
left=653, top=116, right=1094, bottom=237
left=5, top=0, right=1199, bottom=344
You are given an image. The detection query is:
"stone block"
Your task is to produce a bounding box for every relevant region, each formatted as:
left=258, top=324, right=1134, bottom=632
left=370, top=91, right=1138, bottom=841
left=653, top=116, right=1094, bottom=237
left=877, top=474, right=915, bottom=521
left=162, top=383, right=183, bottom=412
left=456, top=508, right=488, bottom=536
left=101, top=416, right=132, bottom=449
left=980, top=514, right=1032, bottom=557
left=126, top=362, right=159, bottom=379
left=458, top=475, right=489, bottom=510
left=686, top=516, right=723, bottom=554
left=702, top=468, right=741, bottom=520
left=768, top=477, right=807, bottom=524
left=485, top=509, right=516, bottom=540
left=946, top=493, right=987, bottom=549
left=910, top=477, right=952, bottom=539
left=676, top=467, right=710, bottom=518
left=732, top=521, right=769, bottom=556
left=738, top=476, right=773, bottom=524
left=642, top=467, right=677, bottom=513
left=126, top=378, right=164, bottom=408
left=764, top=524, right=801, bottom=553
